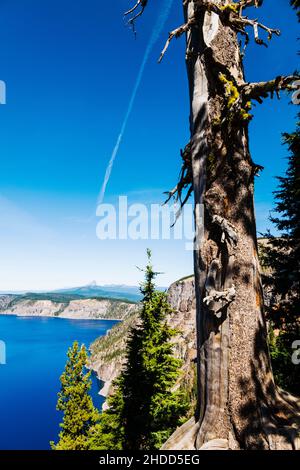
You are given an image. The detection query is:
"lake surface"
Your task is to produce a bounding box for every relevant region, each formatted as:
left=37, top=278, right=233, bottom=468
left=0, top=315, right=117, bottom=450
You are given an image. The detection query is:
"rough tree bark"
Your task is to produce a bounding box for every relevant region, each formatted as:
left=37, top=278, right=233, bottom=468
left=126, top=0, right=300, bottom=450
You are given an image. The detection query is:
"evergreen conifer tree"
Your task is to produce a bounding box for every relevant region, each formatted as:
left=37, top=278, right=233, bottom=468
left=51, top=341, right=100, bottom=450
left=291, top=0, right=300, bottom=20
left=88, top=250, right=188, bottom=450
left=263, top=118, right=300, bottom=394
left=263, top=118, right=300, bottom=323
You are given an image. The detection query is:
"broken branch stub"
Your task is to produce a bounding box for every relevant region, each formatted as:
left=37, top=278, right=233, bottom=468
left=203, top=285, right=236, bottom=318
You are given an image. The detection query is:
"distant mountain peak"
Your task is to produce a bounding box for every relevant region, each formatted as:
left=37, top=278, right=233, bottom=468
left=86, top=280, right=98, bottom=288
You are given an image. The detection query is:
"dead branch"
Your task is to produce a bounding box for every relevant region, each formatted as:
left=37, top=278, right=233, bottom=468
left=203, top=285, right=236, bottom=317
left=239, top=16, right=280, bottom=47
left=202, top=0, right=280, bottom=46
left=204, top=286, right=236, bottom=305
left=204, top=258, right=236, bottom=317
left=242, top=75, right=300, bottom=102
left=164, top=142, right=193, bottom=207
left=159, top=18, right=197, bottom=63
left=159, top=0, right=280, bottom=61
left=124, top=0, right=148, bottom=33
left=239, top=0, right=263, bottom=9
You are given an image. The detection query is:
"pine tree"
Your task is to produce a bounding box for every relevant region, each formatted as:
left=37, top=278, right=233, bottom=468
left=262, top=118, right=300, bottom=394
left=51, top=341, right=100, bottom=450
left=291, top=0, right=300, bottom=21
left=88, top=381, right=125, bottom=450
left=263, top=119, right=300, bottom=328
left=88, top=250, right=188, bottom=450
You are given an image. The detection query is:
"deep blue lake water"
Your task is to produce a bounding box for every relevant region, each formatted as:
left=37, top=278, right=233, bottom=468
left=0, top=315, right=117, bottom=450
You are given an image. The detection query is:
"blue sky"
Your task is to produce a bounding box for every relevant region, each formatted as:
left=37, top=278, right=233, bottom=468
left=0, top=0, right=298, bottom=290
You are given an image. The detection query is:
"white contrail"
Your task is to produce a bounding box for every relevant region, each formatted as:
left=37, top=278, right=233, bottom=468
left=97, top=0, right=175, bottom=205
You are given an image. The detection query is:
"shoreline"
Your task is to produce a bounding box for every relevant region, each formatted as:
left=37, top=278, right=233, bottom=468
left=0, top=312, right=123, bottom=322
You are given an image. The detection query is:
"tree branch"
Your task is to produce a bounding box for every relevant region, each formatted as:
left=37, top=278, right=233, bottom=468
left=124, top=0, right=148, bottom=33
left=164, top=142, right=193, bottom=204
left=159, top=0, right=280, bottom=61
left=239, top=16, right=280, bottom=47
left=203, top=285, right=236, bottom=317
left=242, top=75, right=300, bottom=103
left=203, top=260, right=236, bottom=318
left=164, top=142, right=193, bottom=222
left=159, top=18, right=197, bottom=63
left=201, top=1, right=279, bottom=46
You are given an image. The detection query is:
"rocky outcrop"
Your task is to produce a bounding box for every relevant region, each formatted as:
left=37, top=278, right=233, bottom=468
left=0, top=296, right=137, bottom=320
left=88, top=276, right=197, bottom=409
left=166, top=276, right=197, bottom=405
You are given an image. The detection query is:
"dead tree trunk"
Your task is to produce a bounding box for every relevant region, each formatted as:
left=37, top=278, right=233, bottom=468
left=161, top=0, right=300, bottom=450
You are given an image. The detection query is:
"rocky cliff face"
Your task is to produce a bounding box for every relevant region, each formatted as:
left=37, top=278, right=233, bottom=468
left=88, top=276, right=197, bottom=408
left=0, top=295, right=15, bottom=310
left=0, top=296, right=137, bottom=320
left=89, top=311, right=140, bottom=399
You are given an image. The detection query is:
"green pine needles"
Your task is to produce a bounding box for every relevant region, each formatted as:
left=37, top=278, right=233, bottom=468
left=88, top=250, right=189, bottom=450
left=264, top=117, right=300, bottom=395
left=51, top=342, right=100, bottom=450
